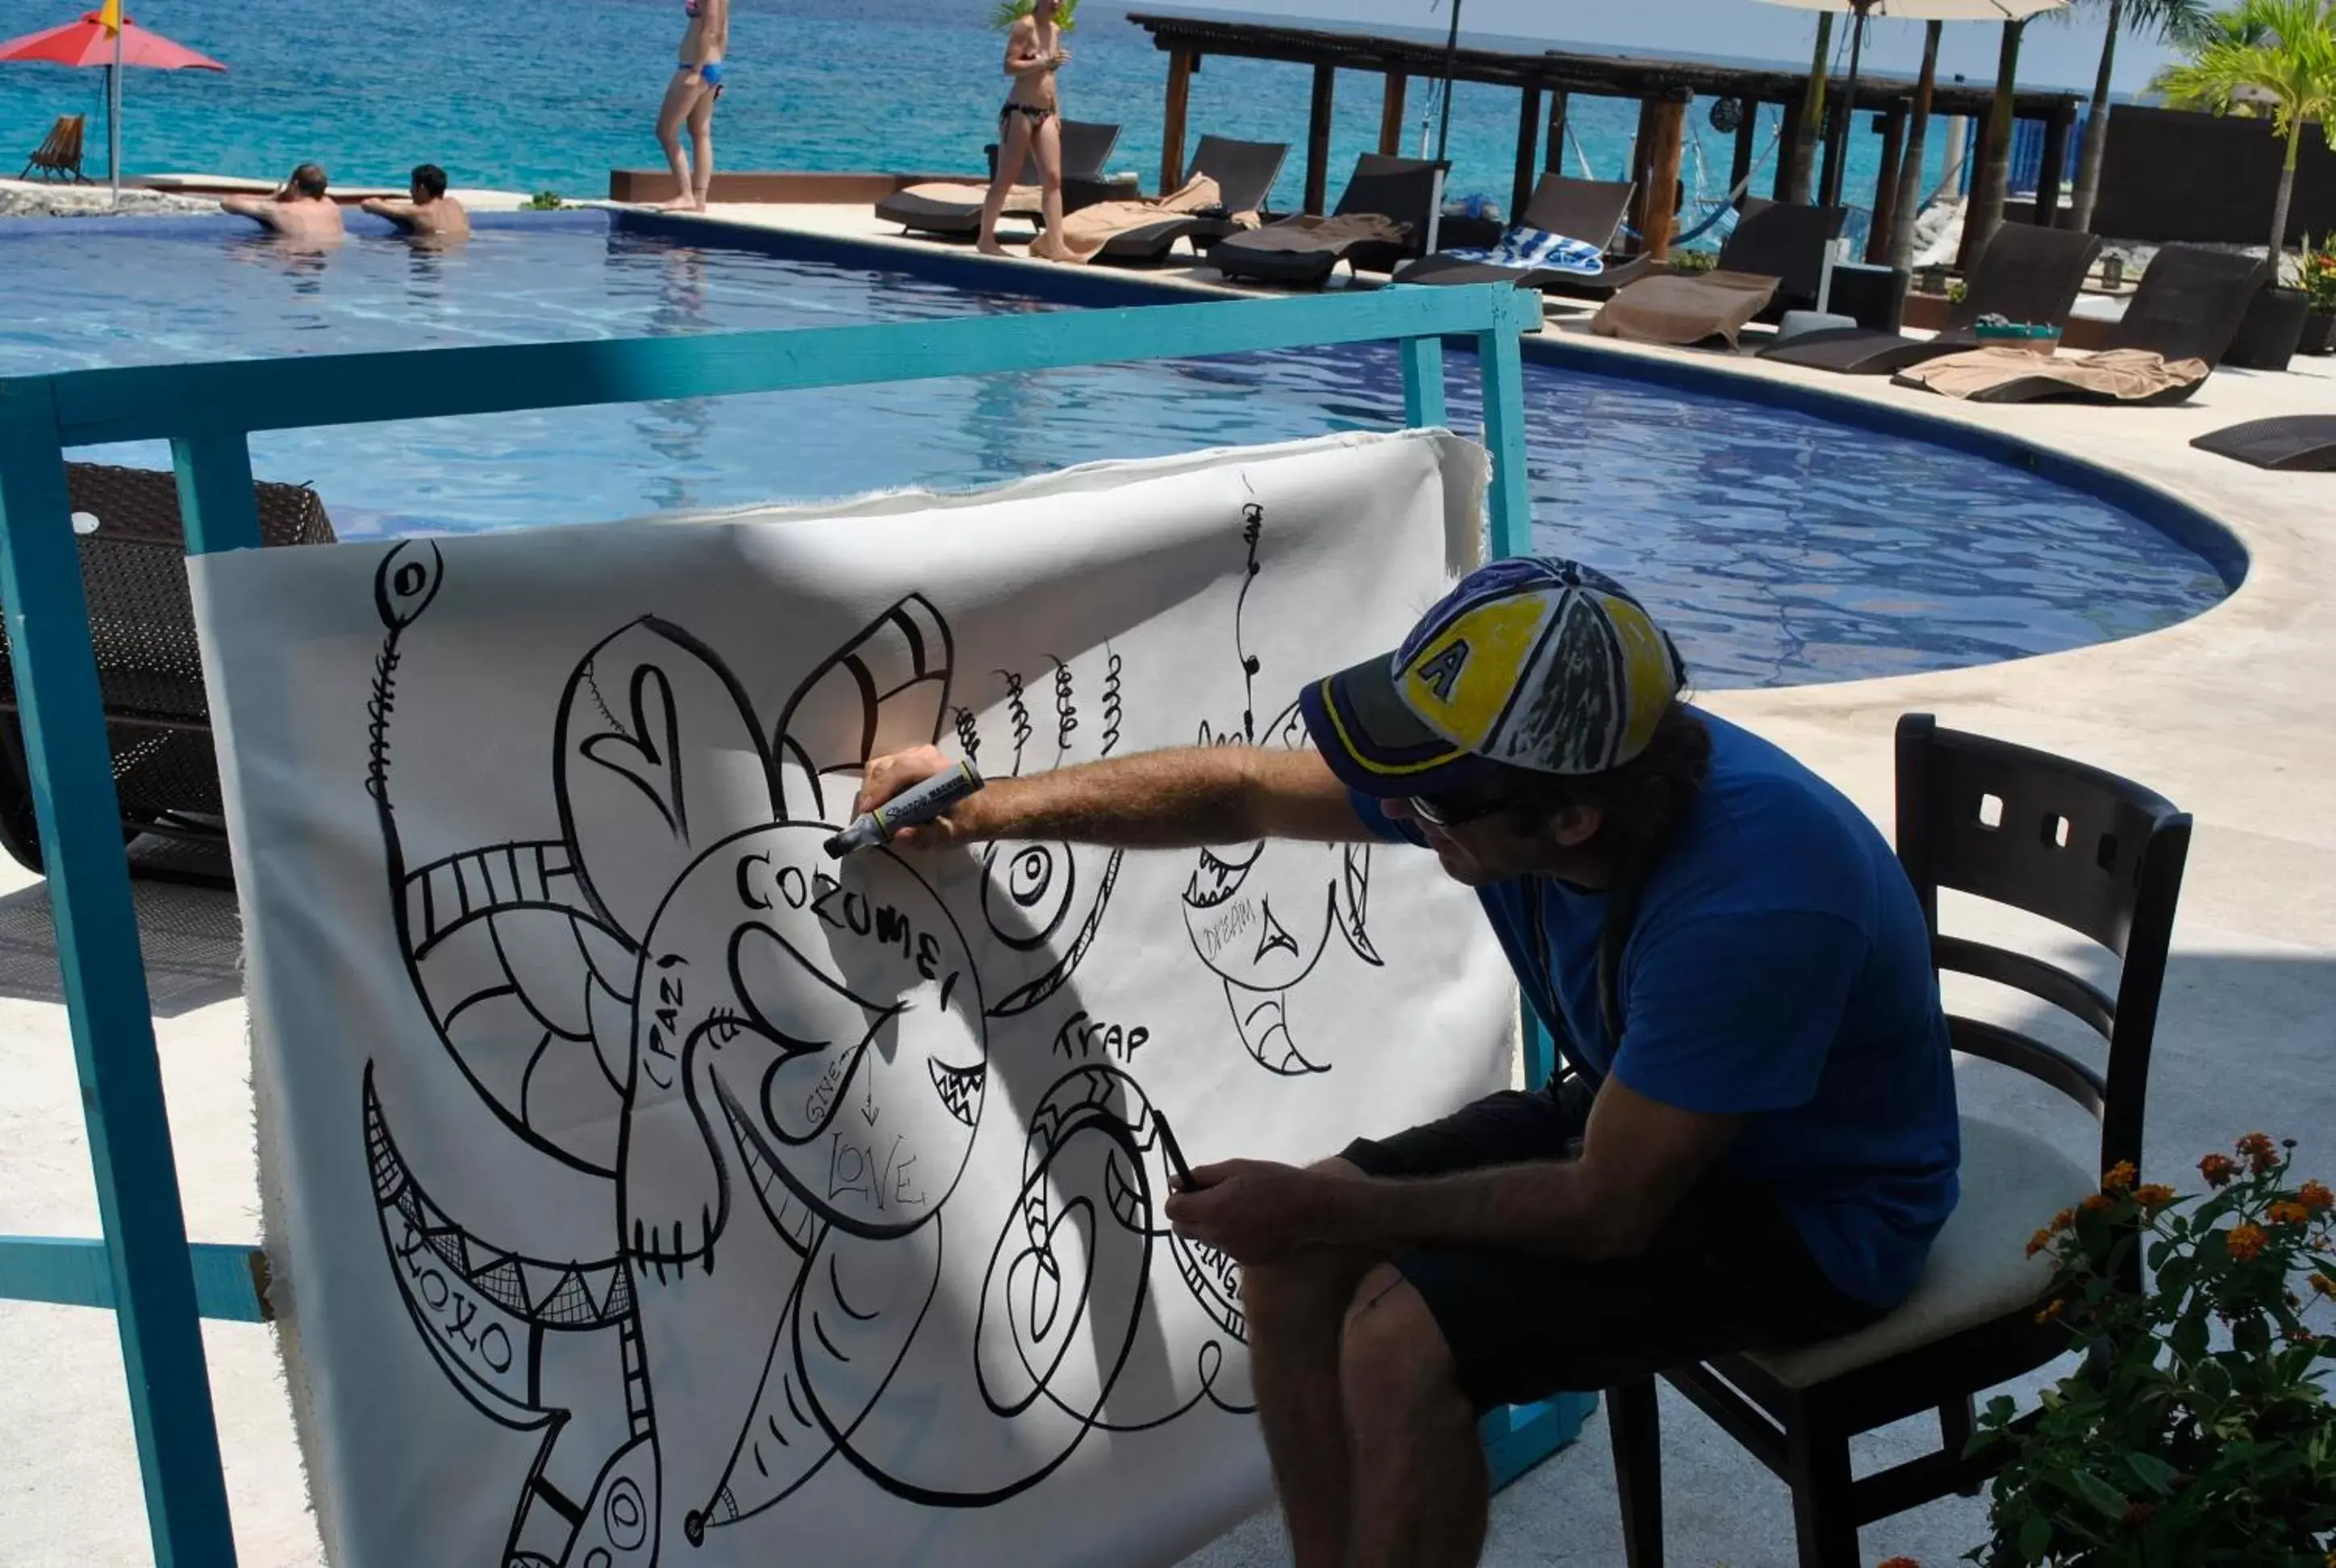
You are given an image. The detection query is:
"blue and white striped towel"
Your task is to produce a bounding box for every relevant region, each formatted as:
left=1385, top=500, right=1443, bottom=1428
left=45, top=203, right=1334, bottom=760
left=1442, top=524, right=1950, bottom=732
left=1441, top=225, right=1605, bottom=276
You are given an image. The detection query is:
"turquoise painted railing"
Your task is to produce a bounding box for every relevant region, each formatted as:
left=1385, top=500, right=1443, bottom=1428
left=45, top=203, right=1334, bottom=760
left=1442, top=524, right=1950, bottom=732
left=0, top=281, right=1574, bottom=1566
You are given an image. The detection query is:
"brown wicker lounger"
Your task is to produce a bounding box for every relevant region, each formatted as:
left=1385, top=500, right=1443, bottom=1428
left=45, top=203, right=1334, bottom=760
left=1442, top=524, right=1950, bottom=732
left=0, top=463, right=336, bottom=882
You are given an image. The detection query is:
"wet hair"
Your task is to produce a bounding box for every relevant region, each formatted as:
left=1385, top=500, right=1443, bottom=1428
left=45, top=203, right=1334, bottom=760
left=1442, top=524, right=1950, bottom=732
left=290, top=163, right=328, bottom=198
left=1497, top=703, right=1712, bottom=864
left=411, top=164, right=448, bottom=199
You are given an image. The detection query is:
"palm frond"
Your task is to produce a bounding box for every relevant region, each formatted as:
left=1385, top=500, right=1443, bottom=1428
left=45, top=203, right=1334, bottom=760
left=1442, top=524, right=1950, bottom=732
left=990, top=0, right=1078, bottom=32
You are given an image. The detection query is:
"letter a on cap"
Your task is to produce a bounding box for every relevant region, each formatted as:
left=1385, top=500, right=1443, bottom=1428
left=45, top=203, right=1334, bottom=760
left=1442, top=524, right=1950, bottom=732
left=1410, top=639, right=1470, bottom=705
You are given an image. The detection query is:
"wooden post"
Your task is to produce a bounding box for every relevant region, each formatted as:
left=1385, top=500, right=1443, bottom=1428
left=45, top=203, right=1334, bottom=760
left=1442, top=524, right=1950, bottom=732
left=1161, top=49, right=1195, bottom=194
left=1379, top=73, right=1408, bottom=157
left=1888, top=23, right=1942, bottom=273
left=2033, top=98, right=2075, bottom=226
left=1959, top=101, right=2000, bottom=267
left=1775, top=88, right=1804, bottom=201
left=1546, top=90, right=1569, bottom=172
left=1305, top=64, right=1336, bottom=215
left=1639, top=96, right=1687, bottom=261
left=1625, top=96, right=1659, bottom=252
left=1512, top=85, right=1542, bottom=219
left=1730, top=98, right=1760, bottom=202
left=1867, top=105, right=1907, bottom=262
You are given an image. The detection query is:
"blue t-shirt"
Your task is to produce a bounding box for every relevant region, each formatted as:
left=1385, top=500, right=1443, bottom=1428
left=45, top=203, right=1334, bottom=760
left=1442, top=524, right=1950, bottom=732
left=1355, top=711, right=1959, bottom=1307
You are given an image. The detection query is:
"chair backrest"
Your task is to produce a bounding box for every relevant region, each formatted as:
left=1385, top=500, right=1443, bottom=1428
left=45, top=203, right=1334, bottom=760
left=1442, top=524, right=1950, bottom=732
left=1894, top=714, right=2191, bottom=1178
left=2107, top=243, right=2268, bottom=367
left=1949, top=221, right=2104, bottom=335
left=1717, top=198, right=1847, bottom=308
left=31, top=114, right=86, bottom=169
left=1517, top=173, right=1636, bottom=251
left=1335, top=153, right=1447, bottom=249
left=998, top=120, right=1120, bottom=186
left=1186, top=135, right=1289, bottom=213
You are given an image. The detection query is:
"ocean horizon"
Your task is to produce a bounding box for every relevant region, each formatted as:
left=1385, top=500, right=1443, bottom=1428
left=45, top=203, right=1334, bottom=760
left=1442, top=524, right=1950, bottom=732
left=0, top=0, right=1963, bottom=236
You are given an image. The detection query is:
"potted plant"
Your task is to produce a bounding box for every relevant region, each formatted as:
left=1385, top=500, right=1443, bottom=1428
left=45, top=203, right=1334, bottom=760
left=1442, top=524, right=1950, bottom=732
left=2299, top=234, right=2336, bottom=352
left=1938, top=1134, right=2336, bottom=1565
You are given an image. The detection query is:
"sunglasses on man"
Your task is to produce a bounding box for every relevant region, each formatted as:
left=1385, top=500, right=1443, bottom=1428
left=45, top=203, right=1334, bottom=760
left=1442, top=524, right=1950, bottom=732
left=1405, top=789, right=1515, bottom=829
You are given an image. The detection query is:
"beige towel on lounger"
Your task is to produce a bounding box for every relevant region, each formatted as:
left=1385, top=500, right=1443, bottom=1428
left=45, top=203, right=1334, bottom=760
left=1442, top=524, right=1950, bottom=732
left=1590, top=269, right=1780, bottom=348
left=1224, top=211, right=1409, bottom=256
left=1892, top=346, right=2209, bottom=404
left=894, top=180, right=1043, bottom=215
left=1055, top=174, right=1237, bottom=263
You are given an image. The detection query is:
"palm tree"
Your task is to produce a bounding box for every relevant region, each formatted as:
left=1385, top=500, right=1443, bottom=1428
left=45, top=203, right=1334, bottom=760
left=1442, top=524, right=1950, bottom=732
left=2153, top=0, right=2336, bottom=254
left=1963, top=19, right=2029, bottom=265
left=2149, top=2, right=2277, bottom=106
left=2068, top=0, right=2217, bottom=232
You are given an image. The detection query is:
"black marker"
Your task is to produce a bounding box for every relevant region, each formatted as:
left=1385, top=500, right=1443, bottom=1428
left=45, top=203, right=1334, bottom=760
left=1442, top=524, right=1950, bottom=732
left=1156, top=1111, right=1203, bottom=1192
left=824, top=761, right=983, bottom=858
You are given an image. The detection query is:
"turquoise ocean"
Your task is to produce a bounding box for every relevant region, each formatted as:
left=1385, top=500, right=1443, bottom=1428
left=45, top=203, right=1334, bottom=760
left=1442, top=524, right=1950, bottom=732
left=0, top=0, right=1946, bottom=242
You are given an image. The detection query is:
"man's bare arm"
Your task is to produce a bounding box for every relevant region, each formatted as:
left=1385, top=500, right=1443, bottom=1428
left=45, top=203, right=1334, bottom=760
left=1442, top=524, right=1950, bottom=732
left=854, top=743, right=1371, bottom=851
left=220, top=196, right=275, bottom=224
left=361, top=198, right=418, bottom=229
left=1312, top=1078, right=1742, bottom=1261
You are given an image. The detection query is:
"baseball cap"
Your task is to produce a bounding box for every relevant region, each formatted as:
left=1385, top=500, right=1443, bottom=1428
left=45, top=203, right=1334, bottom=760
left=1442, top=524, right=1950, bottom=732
left=1299, top=557, right=1686, bottom=799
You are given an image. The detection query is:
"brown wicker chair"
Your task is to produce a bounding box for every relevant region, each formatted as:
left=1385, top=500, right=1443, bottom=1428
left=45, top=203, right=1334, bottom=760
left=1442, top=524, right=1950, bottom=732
left=20, top=114, right=88, bottom=182
left=0, top=463, right=336, bottom=882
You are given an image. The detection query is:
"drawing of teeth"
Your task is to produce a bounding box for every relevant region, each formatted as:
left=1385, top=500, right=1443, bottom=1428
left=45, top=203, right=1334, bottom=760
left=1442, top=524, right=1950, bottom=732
left=1183, top=840, right=1262, bottom=909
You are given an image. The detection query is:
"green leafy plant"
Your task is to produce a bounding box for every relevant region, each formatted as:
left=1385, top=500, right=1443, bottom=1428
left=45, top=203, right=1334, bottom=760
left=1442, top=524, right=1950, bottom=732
left=988, top=0, right=1078, bottom=32
left=1948, top=279, right=1971, bottom=305
left=1959, top=1135, right=2336, bottom=1566
left=1667, top=248, right=1717, bottom=274
left=523, top=191, right=564, bottom=211
left=2149, top=0, right=2336, bottom=253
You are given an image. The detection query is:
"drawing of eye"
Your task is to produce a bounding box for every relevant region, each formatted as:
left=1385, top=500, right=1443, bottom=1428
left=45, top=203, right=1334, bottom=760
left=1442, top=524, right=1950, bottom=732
left=982, top=840, right=1077, bottom=952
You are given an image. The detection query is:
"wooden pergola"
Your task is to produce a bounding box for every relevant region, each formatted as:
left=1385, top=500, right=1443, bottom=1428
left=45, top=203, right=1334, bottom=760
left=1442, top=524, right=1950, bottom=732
left=1128, top=13, right=2084, bottom=263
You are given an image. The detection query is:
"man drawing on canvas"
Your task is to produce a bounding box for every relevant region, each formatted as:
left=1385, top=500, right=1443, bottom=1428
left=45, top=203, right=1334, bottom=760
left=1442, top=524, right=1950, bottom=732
left=856, top=556, right=1959, bottom=1568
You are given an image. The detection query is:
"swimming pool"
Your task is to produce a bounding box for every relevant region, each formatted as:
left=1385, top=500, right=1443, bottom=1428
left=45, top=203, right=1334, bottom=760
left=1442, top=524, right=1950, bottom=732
left=0, top=212, right=2228, bottom=689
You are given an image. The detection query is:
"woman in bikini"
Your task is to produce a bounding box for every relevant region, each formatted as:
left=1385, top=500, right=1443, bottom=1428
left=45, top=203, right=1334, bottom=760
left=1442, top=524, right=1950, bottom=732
left=977, top=0, right=1071, bottom=260
left=655, top=0, right=728, bottom=212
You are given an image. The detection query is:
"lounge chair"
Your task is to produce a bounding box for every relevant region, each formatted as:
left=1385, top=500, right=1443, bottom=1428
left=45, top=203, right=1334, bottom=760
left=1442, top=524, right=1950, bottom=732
left=1760, top=222, right=2104, bottom=374
left=1083, top=135, right=1289, bottom=265
left=872, top=121, right=1124, bottom=237
left=1588, top=198, right=1848, bottom=348
left=1387, top=173, right=1636, bottom=291
left=1205, top=152, right=1446, bottom=289
left=1892, top=243, right=2267, bottom=406
left=0, top=463, right=336, bottom=883
left=2190, top=415, right=2336, bottom=469
left=20, top=113, right=87, bottom=183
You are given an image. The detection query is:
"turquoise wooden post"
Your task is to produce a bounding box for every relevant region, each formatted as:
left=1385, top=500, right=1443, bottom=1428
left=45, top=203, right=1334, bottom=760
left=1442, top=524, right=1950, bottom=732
left=0, top=281, right=1576, bottom=1553
left=0, top=390, right=238, bottom=1566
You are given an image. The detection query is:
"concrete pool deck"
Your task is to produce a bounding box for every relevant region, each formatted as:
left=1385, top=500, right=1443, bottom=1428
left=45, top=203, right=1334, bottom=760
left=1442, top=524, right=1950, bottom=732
left=4, top=202, right=2334, bottom=1567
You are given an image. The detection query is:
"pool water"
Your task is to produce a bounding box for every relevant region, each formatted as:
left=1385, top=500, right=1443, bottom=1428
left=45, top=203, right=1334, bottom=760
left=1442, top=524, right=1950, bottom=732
left=0, top=219, right=2226, bottom=689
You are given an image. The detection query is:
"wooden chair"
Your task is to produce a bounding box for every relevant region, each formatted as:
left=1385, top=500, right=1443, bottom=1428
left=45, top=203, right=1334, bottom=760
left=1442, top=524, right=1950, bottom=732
left=1607, top=712, right=2192, bottom=1567
left=20, top=114, right=88, bottom=182
left=0, top=463, right=336, bottom=885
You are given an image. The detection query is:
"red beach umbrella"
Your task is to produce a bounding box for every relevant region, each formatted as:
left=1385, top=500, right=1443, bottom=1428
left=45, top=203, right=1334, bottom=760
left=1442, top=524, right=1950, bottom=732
left=0, top=6, right=226, bottom=199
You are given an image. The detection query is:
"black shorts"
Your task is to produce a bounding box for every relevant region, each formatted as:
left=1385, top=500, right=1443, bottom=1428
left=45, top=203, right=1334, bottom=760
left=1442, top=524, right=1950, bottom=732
left=1339, top=1077, right=1886, bottom=1412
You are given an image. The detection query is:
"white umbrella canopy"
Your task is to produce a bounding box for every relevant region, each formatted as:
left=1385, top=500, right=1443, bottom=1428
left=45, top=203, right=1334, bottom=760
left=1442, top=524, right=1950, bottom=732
left=1756, top=0, right=2067, bottom=217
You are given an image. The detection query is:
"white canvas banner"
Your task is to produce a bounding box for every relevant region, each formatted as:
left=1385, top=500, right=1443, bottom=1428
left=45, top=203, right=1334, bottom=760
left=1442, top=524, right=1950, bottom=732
left=194, top=429, right=1518, bottom=1568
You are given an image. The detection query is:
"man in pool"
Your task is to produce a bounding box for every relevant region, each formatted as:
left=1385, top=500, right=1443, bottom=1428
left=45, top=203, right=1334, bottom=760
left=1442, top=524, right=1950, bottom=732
left=853, top=556, right=1960, bottom=1568
left=221, top=163, right=344, bottom=242
left=361, top=164, right=470, bottom=239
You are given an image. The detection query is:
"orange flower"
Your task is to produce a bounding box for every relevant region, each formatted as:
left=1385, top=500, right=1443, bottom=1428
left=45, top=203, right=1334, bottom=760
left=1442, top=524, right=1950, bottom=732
left=2269, top=1201, right=2312, bottom=1227
left=2201, top=1153, right=2240, bottom=1187
left=2238, top=1132, right=2279, bottom=1173
left=2050, top=1206, right=2077, bottom=1232
left=2082, top=1193, right=2113, bottom=1212
left=2310, top=1274, right=2336, bottom=1299
left=2226, top=1224, right=2269, bottom=1262
left=2103, top=1161, right=2138, bottom=1192
left=2026, top=1228, right=2054, bottom=1257
left=2136, top=1183, right=2178, bottom=1208
left=1878, top=1559, right=1921, bottom=1568
left=2301, top=1180, right=2334, bottom=1211
left=2035, top=1298, right=2066, bottom=1324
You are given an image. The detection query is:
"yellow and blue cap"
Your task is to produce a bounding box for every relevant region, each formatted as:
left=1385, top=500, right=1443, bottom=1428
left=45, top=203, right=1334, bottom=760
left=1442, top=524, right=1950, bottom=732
left=1299, top=557, right=1686, bottom=797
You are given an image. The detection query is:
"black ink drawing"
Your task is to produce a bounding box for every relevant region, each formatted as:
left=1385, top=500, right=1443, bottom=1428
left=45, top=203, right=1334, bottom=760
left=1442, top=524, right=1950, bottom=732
left=357, top=539, right=1254, bottom=1565
left=1182, top=503, right=1381, bottom=1075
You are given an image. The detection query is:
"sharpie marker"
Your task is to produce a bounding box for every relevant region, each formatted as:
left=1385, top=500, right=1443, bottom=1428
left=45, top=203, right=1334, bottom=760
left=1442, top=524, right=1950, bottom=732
left=824, top=761, right=984, bottom=859
left=1155, top=1112, right=1204, bottom=1192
